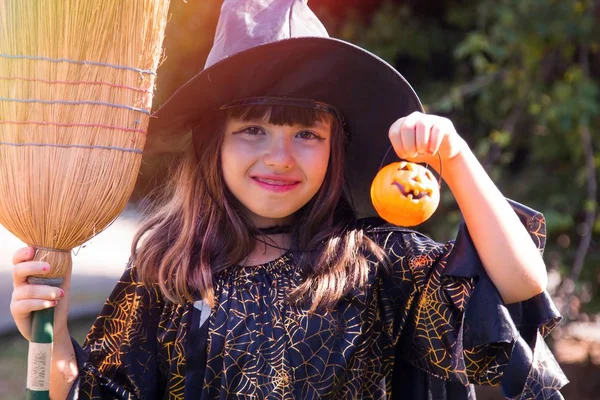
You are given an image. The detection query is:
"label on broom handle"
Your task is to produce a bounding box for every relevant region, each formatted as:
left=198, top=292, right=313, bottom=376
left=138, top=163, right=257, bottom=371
left=26, top=342, right=52, bottom=391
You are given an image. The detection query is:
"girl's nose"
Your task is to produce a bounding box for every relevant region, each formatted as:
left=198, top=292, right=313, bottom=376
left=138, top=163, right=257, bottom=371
left=263, top=136, right=295, bottom=169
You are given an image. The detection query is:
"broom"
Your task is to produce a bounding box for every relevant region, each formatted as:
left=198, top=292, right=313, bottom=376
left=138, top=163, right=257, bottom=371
left=0, top=1, right=171, bottom=398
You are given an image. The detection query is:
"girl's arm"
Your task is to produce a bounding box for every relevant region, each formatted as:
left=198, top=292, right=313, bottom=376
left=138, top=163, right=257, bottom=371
left=441, top=146, right=547, bottom=303
left=51, top=332, right=78, bottom=398
left=389, top=112, right=547, bottom=304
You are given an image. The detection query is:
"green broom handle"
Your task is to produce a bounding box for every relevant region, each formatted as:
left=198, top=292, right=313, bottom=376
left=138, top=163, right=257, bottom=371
left=26, top=277, right=62, bottom=400
left=26, top=308, right=54, bottom=400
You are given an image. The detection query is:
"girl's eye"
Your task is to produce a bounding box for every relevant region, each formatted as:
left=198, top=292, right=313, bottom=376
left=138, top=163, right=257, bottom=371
left=238, top=126, right=265, bottom=136
left=296, top=131, right=322, bottom=140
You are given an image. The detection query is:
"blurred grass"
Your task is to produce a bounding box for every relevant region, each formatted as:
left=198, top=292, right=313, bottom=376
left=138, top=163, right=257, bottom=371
left=0, top=316, right=95, bottom=399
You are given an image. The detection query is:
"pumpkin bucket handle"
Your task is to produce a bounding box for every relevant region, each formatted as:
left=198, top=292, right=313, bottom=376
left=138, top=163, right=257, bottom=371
left=378, top=146, right=443, bottom=189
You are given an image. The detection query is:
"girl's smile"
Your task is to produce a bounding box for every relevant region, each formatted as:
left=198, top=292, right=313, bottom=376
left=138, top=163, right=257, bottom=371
left=251, top=175, right=301, bottom=192
left=221, top=117, right=331, bottom=226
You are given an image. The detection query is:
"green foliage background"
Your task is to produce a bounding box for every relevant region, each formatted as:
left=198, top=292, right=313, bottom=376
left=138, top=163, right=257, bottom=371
left=151, top=0, right=600, bottom=317
left=320, top=0, right=600, bottom=318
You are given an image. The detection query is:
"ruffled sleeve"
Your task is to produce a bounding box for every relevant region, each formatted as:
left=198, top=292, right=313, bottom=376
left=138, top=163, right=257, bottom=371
left=67, top=263, right=166, bottom=400
left=374, top=200, right=568, bottom=399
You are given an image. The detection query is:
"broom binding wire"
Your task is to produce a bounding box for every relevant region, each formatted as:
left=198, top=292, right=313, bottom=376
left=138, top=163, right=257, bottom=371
left=0, top=53, right=159, bottom=75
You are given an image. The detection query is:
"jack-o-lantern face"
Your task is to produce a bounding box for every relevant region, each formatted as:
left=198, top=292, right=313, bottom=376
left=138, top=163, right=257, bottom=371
left=370, top=161, right=440, bottom=226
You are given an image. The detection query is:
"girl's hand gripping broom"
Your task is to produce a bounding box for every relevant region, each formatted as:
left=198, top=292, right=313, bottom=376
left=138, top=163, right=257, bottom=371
left=0, top=1, right=171, bottom=398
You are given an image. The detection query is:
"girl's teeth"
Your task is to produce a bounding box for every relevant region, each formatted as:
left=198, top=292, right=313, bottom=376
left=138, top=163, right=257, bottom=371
left=258, top=178, right=293, bottom=185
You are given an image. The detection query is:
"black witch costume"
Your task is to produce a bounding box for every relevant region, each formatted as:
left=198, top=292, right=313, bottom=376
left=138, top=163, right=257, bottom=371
left=67, top=1, right=568, bottom=398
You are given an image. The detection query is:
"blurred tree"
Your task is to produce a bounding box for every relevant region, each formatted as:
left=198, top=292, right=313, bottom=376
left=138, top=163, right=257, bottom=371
left=449, top=0, right=600, bottom=318
left=317, top=0, right=600, bottom=316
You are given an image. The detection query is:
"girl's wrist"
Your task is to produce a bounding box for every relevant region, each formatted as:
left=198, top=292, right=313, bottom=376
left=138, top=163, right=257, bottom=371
left=439, top=145, right=476, bottom=188
left=421, top=138, right=469, bottom=180
left=52, top=327, right=72, bottom=347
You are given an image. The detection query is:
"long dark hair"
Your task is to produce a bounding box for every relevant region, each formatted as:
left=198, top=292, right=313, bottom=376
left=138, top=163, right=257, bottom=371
left=133, top=104, right=385, bottom=311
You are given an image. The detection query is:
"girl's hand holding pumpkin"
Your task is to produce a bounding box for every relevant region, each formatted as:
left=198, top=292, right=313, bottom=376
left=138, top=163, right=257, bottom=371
left=371, top=111, right=467, bottom=226
left=388, top=111, right=467, bottom=171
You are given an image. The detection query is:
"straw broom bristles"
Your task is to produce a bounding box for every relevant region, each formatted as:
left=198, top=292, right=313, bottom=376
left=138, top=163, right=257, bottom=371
left=0, top=0, right=171, bottom=280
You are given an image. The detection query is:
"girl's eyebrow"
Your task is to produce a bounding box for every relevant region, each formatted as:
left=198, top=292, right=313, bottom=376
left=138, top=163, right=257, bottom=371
left=233, top=117, right=268, bottom=124
left=231, top=118, right=331, bottom=132
left=296, top=120, right=331, bottom=131
left=304, top=120, right=328, bottom=128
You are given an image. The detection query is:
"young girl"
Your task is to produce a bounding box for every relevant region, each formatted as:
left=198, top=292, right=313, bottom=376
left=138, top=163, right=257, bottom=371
left=10, top=1, right=567, bottom=399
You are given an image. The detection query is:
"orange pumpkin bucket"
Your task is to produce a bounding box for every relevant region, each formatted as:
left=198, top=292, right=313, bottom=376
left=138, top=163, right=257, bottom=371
left=370, top=161, right=440, bottom=226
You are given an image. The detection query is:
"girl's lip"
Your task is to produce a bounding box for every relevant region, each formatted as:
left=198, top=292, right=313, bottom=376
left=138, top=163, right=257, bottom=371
left=252, top=176, right=301, bottom=192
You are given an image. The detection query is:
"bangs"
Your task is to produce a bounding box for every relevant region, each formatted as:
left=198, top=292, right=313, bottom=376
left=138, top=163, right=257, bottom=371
left=224, top=103, right=333, bottom=127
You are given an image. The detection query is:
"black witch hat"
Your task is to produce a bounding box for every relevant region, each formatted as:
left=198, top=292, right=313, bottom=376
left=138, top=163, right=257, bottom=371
left=149, top=0, right=423, bottom=217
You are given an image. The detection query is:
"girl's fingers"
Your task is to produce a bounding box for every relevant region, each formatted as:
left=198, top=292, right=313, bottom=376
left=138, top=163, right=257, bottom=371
left=12, top=284, right=64, bottom=302
left=415, top=119, right=431, bottom=155
left=12, top=261, right=51, bottom=286
left=428, top=125, right=444, bottom=155
left=388, top=117, right=407, bottom=159
left=391, top=112, right=464, bottom=162
left=12, top=246, right=35, bottom=265
left=11, top=298, right=58, bottom=317
left=400, top=113, right=421, bottom=157
left=400, top=126, right=416, bottom=158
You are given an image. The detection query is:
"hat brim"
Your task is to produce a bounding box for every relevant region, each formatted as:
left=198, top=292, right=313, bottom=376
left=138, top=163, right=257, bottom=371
left=149, top=37, right=423, bottom=218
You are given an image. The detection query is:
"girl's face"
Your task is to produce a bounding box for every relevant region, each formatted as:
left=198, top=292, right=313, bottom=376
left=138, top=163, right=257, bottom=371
left=221, top=117, right=331, bottom=227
